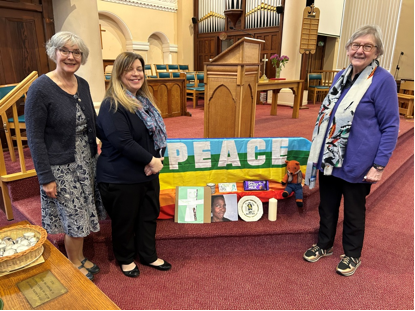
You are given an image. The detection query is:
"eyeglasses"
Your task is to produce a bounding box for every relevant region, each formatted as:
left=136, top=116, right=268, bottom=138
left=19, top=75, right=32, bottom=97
left=59, top=48, right=83, bottom=58
left=350, top=43, right=377, bottom=52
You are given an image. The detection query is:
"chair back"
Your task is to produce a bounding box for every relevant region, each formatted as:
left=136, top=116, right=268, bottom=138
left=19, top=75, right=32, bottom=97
left=314, top=70, right=340, bottom=87
left=179, top=64, right=189, bottom=72
left=171, top=72, right=181, bottom=78
left=144, top=64, right=153, bottom=76
left=104, top=65, right=113, bottom=74
left=307, top=73, right=322, bottom=88
left=0, top=85, right=17, bottom=100
left=155, top=64, right=167, bottom=71
left=196, top=72, right=204, bottom=81
left=167, top=64, right=179, bottom=72
left=157, top=72, right=171, bottom=78
left=399, top=80, right=414, bottom=95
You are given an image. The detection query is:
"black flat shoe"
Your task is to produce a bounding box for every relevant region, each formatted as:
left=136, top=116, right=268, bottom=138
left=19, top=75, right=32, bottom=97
left=142, top=260, right=172, bottom=271
left=81, top=258, right=100, bottom=274
left=78, top=264, right=94, bottom=281
left=121, top=265, right=140, bottom=278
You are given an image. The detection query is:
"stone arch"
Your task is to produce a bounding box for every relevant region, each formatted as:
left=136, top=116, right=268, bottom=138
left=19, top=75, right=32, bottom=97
left=148, top=31, right=177, bottom=64
left=98, top=11, right=133, bottom=54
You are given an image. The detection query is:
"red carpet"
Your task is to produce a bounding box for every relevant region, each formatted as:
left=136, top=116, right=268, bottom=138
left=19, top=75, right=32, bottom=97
left=79, top=162, right=414, bottom=310
left=0, top=100, right=413, bottom=309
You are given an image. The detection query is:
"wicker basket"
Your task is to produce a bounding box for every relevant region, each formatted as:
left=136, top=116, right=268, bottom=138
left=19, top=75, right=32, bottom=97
left=0, top=224, right=47, bottom=272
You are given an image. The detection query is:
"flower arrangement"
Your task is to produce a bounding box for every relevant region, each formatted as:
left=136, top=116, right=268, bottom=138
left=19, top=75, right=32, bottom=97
left=270, top=54, right=289, bottom=69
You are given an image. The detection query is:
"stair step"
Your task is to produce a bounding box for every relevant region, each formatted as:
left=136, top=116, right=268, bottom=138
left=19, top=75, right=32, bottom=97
left=6, top=126, right=414, bottom=244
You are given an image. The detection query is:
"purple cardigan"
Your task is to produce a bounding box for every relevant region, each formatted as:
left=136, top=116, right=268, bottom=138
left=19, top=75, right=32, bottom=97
left=316, top=66, right=400, bottom=183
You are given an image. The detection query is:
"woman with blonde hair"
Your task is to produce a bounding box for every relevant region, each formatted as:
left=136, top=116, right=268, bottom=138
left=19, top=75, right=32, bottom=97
left=97, top=52, right=170, bottom=278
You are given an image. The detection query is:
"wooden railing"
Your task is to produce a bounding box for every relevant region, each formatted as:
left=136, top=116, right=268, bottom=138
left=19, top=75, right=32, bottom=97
left=0, top=71, right=38, bottom=220
left=314, top=70, right=340, bottom=87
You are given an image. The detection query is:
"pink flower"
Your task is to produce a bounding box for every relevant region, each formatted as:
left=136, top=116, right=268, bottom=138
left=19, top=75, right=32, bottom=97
left=270, top=54, right=289, bottom=68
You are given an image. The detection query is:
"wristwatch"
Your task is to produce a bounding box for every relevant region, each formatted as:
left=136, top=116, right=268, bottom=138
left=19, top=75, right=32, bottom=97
left=373, top=164, right=385, bottom=171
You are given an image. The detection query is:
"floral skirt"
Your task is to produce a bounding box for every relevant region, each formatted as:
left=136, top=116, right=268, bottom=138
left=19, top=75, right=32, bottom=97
left=40, top=105, right=106, bottom=237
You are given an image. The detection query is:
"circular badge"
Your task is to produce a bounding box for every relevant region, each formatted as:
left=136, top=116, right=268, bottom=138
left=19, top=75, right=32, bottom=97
left=238, top=196, right=263, bottom=222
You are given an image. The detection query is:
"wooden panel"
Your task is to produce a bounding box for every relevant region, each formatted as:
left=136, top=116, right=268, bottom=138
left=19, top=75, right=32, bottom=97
left=208, top=85, right=236, bottom=137
left=147, top=78, right=187, bottom=118
left=256, top=32, right=281, bottom=79
left=0, top=8, right=49, bottom=84
left=196, top=37, right=217, bottom=71
left=240, top=83, right=254, bottom=137
left=170, top=84, right=182, bottom=115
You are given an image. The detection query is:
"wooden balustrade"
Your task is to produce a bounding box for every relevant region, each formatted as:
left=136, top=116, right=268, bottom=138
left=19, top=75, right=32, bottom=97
left=0, top=71, right=38, bottom=220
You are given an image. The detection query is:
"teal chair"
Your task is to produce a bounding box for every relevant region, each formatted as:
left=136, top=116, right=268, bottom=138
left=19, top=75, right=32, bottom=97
left=171, top=72, right=181, bottom=78
left=186, top=73, right=205, bottom=108
left=167, top=64, right=179, bottom=72
left=0, top=84, right=26, bottom=161
left=145, top=64, right=157, bottom=78
left=196, top=72, right=205, bottom=87
left=308, top=73, right=329, bottom=104
left=157, top=72, right=171, bottom=78
left=155, top=64, right=168, bottom=77
left=179, top=65, right=189, bottom=72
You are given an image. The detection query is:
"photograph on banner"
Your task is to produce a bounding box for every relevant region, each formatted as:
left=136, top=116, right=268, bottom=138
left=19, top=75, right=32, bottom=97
left=175, top=186, right=211, bottom=223
left=211, top=194, right=238, bottom=222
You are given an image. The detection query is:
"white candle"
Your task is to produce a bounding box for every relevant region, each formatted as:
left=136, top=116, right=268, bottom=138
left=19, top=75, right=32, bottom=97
left=268, top=198, right=278, bottom=221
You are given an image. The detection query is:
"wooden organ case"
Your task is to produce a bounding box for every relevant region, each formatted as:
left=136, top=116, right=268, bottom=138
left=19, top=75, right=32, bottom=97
left=194, top=0, right=285, bottom=79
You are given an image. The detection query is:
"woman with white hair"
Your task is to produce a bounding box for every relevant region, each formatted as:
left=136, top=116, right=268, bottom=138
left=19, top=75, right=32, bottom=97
left=303, top=25, right=399, bottom=276
left=25, top=31, right=105, bottom=281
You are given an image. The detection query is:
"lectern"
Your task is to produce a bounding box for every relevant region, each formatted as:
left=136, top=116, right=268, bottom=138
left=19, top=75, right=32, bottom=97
left=204, top=37, right=264, bottom=138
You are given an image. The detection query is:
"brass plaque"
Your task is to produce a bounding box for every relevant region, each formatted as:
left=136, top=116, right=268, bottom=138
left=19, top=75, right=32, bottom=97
left=17, top=270, right=68, bottom=308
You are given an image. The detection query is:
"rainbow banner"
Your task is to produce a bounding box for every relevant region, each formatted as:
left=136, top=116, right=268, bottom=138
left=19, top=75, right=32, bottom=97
left=160, top=137, right=310, bottom=190
left=158, top=137, right=311, bottom=218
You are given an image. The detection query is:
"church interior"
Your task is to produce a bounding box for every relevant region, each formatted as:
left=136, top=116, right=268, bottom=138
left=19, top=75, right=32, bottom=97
left=0, top=0, right=414, bottom=309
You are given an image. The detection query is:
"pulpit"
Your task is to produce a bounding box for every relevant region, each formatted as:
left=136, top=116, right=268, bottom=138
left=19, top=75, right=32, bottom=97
left=204, top=37, right=264, bottom=138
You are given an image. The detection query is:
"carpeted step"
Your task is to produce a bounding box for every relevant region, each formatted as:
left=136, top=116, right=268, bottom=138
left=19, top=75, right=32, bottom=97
left=5, top=123, right=414, bottom=244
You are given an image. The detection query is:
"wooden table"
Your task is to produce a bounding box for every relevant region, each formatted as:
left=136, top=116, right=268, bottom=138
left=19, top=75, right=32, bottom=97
left=0, top=221, right=119, bottom=310
left=257, top=79, right=304, bottom=118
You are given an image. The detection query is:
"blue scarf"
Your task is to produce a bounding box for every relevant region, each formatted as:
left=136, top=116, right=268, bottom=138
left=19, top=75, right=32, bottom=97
left=125, top=90, right=167, bottom=151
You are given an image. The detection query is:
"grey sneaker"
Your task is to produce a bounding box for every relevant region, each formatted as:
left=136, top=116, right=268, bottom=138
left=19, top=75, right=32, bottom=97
left=336, top=255, right=361, bottom=276
left=303, top=244, right=333, bottom=262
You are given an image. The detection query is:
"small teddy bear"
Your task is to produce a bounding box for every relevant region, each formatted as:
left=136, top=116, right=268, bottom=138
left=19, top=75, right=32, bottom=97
left=281, top=160, right=304, bottom=207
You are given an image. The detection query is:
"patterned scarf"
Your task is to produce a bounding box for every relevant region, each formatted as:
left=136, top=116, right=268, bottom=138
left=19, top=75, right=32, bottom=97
left=125, top=90, right=167, bottom=151
left=305, top=60, right=378, bottom=188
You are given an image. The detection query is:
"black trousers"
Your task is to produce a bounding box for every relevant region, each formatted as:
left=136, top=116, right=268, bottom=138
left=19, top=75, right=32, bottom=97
left=317, top=171, right=371, bottom=258
left=98, top=178, right=160, bottom=265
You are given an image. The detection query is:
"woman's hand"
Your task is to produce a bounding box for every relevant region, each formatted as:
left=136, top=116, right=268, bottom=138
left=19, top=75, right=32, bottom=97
left=363, top=167, right=383, bottom=183
left=42, top=181, right=57, bottom=198
left=144, top=157, right=164, bottom=176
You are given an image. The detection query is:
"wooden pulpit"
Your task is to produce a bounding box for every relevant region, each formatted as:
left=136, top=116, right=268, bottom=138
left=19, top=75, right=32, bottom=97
left=204, top=37, right=264, bottom=138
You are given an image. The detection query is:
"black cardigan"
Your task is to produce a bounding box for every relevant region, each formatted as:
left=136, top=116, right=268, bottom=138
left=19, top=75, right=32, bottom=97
left=96, top=98, right=161, bottom=184
left=25, top=74, right=98, bottom=185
